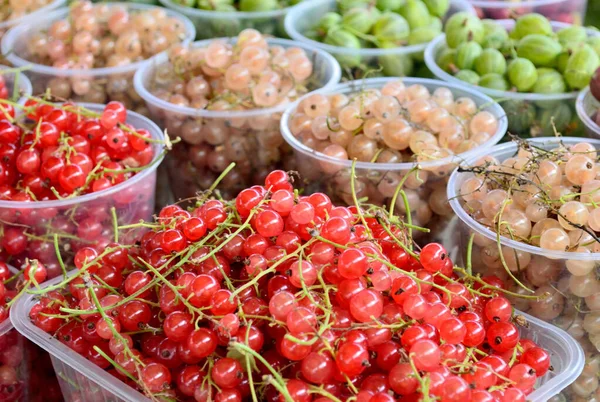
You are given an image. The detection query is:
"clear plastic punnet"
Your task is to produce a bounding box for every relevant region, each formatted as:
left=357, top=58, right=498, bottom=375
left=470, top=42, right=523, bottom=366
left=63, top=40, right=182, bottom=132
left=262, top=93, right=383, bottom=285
left=425, top=20, right=599, bottom=139
left=281, top=77, right=507, bottom=240
left=1, top=3, right=196, bottom=115
left=9, top=269, right=585, bottom=402
left=448, top=136, right=600, bottom=401
left=284, top=0, right=475, bottom=79
left=0, top=0, right=66, bottom=45
left=158, top=0, right=301, bottom=40
left=469, top=0, right=586, bottom=25
left=576, top=87, right=600, bottom=139
left=134, top=37, right=341, bottom=200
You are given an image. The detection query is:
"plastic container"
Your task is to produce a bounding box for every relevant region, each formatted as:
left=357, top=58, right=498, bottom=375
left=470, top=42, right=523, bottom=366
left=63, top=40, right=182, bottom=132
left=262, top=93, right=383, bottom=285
left=1, top=3, right=196, bottom=116
left=0, top=0, right=65, bottom=44
left=133, top=37, right=341, bottom=200
left=469, top=0, right=586, bottom=25
left=576, top=87, right=600, bottom=139
left=448, top=137, right=600, bottom=401
left=159, top=0, right=301, bottom=40
left=0, top=103, right=163, bottom=280
left=425, top=20, right=599, bottom=139
left=280, top=77, right=507, bottom=239
left=0, top=64, right=33, bottom=107
left=284, top=0, right=475, bottom=79
left=9, top=268, right=585, bottom=402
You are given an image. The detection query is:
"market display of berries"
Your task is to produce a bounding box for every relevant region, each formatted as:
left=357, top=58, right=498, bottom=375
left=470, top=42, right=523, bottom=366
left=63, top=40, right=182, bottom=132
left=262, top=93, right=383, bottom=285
left=4, top=0, right=194, bottom=114
left=451, top=138, right=600, bottom=400
left=0, top=99, right=164, bottom=281
left=471, top=0, right=586, bottom=24
left=174, top=0, right=300, bottom=12
left=138, top=29, right=339, bottom=200
left=26, top=169, right=555, bottom=401
left=0, top=0, right=56, bottom=24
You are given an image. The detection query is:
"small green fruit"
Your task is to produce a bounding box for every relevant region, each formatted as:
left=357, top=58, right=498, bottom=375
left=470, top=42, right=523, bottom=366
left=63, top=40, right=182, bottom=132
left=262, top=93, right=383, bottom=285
left=399, top=0, right=431, bottom=30
left=372, top=12, right=410, bottom=43
left=317, top=12, right=343, bottom=33
left=501, top=100, right=536, bottom=134
left=422, top=0, right=449, bottom=18
left=455, top=41, right=482, bottom=70
left=557, top=25, right=588, bottom=47
left=474, top=48, right=506, bottom=76
left=565, top=44, right=600, bottom=89
left=516, top=34, right=562, bottom=67
left=376, top=0, right=405, bottom=11
left=513, top=13, right=552, bottom=39
left=479, top=73, right=509, bottom=91
left=507, top=58, right=538, bottom=92
left=239, top=0, right=278, bottom=11
left=338, top=0, right=370, bottom=13
left=378, top=42, right=415, bottom=76
left=324, top=29, right=362, bottom=67
left=587, top=36, right=600, bottom=58
left=454, top=69, right=480, bottom=85
left=532, top=67, right=566, bottom=94
left=436, top=48, right=456, bottom=72
left=540, top=103, right=573, bottom=136
left=482, top=20, right=509, bottom=49
left=444, top=12, right=485, bottom=48
left=342, top=7, right=377, bottom=34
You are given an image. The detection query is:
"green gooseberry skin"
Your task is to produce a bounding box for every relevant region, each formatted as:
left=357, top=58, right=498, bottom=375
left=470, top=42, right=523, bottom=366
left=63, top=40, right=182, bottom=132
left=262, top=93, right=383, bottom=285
left=532, top=68, right=566, bottom=94
left=455, top=41, right=482, bottom=70
left=378, top=41, right=415, bottom=76
left=482, top=20, right=509, bottom=50
left=408, top=26, right=439, bottom=45
left=474, top=48, right=506, bottom=76
left=565, top=44, right=600, bottom=89
left=422, top=0, right=449, bottom=18
left=479, top=73, right=509, bottom=91
left=454, top=69, right=480, bottom=85
left=197, top=0, right=232, bottom=9
left=513, top=13, right=552, bottom=39
left=342, top=7, right=377, bottom=34
left=557, top=26, right=588, bottom=47
left=317, top=12, right=343, bottom=33
left=516, top=34, right=562, bottom=67
left=372, top=12, right=410, bottom=43
left=324, top=29, right=362, bottom=67
left=437, top=48, right=456, bottom=72
left=178, top=0, right=195, bottom=7
left=399, top=0, right=431, bottom=30
left=376, top=0, right=405, bottom=11
left=556, top=51, right=570, bottom=74
left=540, top=103, right=573, bottom=136
left=588, top=37, right=600, bottom=58
left=501, top=100, right=536, bottom=134
left=239, top=0, right=278, bottom=11
left=444, top=12, right=485, bottom=49
left=338, top=0, right=370, bottom=13
left=507, top=58, right=538, bottom=92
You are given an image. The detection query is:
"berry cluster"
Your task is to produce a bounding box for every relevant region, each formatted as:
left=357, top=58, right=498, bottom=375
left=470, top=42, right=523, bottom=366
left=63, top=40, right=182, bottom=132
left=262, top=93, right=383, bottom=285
left=30, top=169, right=551, bottom=402
left=0, top=0, right=54, bottom=23
left=0, top=99, right=162, bottom=281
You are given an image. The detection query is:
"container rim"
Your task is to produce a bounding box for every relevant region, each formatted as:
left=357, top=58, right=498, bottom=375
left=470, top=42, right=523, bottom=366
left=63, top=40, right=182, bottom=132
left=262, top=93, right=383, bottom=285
left=133, top=37, right=342, bottom=119
left=468, top=0, right=572, bottom=8
left=2, top=2, right=196, bottom=77
left=0, top=64, right=33, bottom=103
left=575, top=87, right=600, bottom=135
left=447, top=136, right=600, bottom=260
left=159, top=0, right=299, bottom=19
left=280, top=76, right=508, bottom=171
left=0, top=103, right=164, bottom=209
left=0, top=0, right=66, bottom=29
left=424, top=20, right=599, bottom=102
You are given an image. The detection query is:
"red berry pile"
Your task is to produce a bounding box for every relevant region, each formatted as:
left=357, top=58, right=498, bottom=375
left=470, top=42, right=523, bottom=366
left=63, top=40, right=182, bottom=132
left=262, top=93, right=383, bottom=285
left=29, top=170, right=551, bottom=402
left=0, top=98, right=164, bottom=281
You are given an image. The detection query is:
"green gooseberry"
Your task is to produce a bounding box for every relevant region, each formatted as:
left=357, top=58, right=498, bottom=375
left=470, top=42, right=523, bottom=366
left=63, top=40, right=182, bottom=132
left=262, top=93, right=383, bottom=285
left=500, top=38, right=517, bottom=57
left=378, top=41, right=415, bottom=76
left=565, top=44, right=600, bottom=89
left=474, top=48, right=506, bottom=76
left=436, top=48, right=456, bottom=72
left=507, top=58, right=537, bottom=92
left=444, top=12, right=485, bottom=48
left=556, top=51, right=570, bottom=74
left=414, top=63, right=434, bottom=78
left=399, top=0, right=431, bottom=30
left=342, top=7, right=378, bottom=34
left=516, top=34, right=562, bottom=67
left=455, top=41, right=482, bottom=70
left=501, top=100, right=536, bottom=134
left=376, top=0, right=405, bottom=11
left=557, top=25, right=588, bottom=47
left=482, top=20, right=509, bottom=49
left=479, top=73, right=509, bottom=91
left=408, top=26, right=440, bottom=45
left=317, top=12, right=343, bottom=34
left=513, top=13, right=552, bottom=39
left=324, top=29, right=362, bottom=67
left=422, top=0, right=449, bottom=18
left=429, top=17, right=442, bottom=32
left=197, top=0, right=232, bottom=9
left=177, top=0, right=195, bottom=7
left=239, top=0, right=278, bottom=11
left=540, top=103, right=573, bottom=136
left=587, top=36, right=600, bottom=58
left=338, top=0, right=370, bottom=13
left=532, top=68, right=566, bottom=94
left=372, top=12, right=410, bottom=43
left=454, top=69, right=480, bottom=85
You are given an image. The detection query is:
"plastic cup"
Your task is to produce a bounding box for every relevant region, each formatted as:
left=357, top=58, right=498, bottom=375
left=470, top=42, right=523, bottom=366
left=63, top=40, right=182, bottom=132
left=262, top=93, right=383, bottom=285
left=448, top=136, right=600, bottom=400
left=284, top=0, right=475, bottom=79
left=1, top=3, right=196, bottom=116
left=576, top=87, right=600, bottom=139
left=158, top=0, right=301, bottom=40
left=0, top=103, right=164, bottom=280
left=280, top=77, right=507, bottom=239
left=425, top=20, right=599, bottom=140
left=0, top=0, right=66, bottom=45
left=133, top=37, right=341, bottom=200
left=469, top=0, right=587, bottom=25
